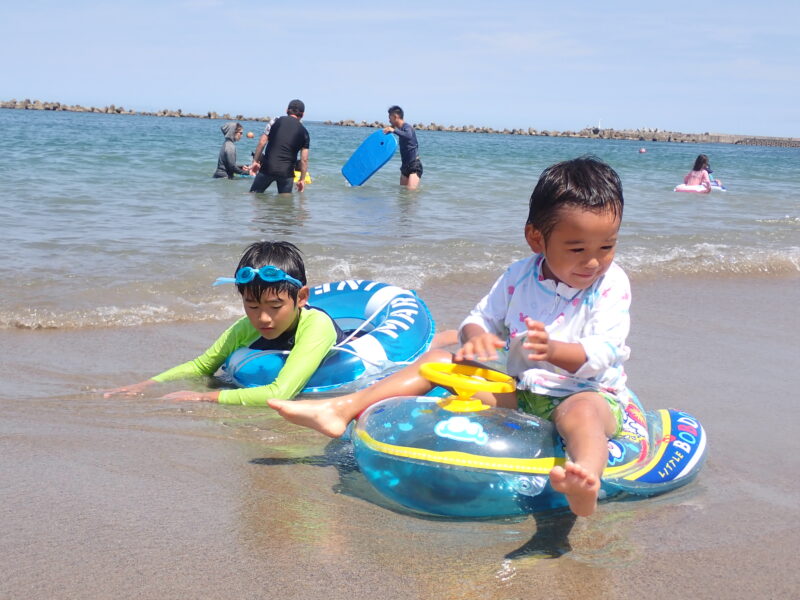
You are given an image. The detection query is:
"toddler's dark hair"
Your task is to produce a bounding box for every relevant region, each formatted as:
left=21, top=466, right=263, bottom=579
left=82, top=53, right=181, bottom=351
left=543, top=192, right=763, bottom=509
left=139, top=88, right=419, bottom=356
left=527, top=156, right=624, bottom=241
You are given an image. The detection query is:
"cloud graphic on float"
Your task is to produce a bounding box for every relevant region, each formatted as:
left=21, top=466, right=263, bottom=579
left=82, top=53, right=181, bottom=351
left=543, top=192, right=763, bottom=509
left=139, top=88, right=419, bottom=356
left=434, top=416, right=488, bottom=445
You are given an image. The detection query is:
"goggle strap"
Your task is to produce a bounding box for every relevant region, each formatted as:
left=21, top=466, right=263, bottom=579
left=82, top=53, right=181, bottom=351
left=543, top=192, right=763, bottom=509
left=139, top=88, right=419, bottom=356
left=213, top=277, right=237, bottom=286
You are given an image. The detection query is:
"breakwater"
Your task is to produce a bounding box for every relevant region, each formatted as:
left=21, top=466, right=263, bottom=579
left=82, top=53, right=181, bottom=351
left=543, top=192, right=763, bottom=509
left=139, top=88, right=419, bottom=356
left=0, top=98, right=273, bottom=122
left=326, top=119, right=800, bottom=147
left=4, top=98, right=799, bottom=147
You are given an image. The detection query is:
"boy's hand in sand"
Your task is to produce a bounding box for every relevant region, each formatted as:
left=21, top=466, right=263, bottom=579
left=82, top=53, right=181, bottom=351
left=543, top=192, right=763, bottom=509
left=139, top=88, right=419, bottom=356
left=103, top=380, right=156, bottom=398
left=162, top=390, right=219, bottom=403
left=455, top=331, right=505, bottom=362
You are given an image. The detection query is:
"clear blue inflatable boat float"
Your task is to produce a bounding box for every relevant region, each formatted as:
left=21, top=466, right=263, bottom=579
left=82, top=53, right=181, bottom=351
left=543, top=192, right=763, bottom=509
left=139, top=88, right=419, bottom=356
left=352, top=363, right=708, bottom=518
left=223, top=280, right=435, bottom=392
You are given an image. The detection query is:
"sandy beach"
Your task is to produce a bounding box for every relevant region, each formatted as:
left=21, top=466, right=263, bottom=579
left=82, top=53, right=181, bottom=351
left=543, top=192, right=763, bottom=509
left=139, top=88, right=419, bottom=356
left=2, top=274, right=798, bottom=600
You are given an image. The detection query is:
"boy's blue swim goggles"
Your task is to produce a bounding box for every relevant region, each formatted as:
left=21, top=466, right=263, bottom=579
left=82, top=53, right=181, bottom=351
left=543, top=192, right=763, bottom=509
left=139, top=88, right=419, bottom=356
left=213, top=266, right=303, bottom=288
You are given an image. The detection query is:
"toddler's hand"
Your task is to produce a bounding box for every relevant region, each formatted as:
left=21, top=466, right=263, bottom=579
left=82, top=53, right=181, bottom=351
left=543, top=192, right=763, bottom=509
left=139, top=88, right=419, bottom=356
left=455, top=332, right=505, bottom=362
left=522, top=318, right=551, bottom=362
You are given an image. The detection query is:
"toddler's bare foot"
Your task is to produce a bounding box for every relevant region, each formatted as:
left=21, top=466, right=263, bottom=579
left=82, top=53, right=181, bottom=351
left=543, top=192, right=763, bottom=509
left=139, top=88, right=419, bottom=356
left=267, top=397, right=351, bottom=438
left=549, top=461, right=600, bottom=517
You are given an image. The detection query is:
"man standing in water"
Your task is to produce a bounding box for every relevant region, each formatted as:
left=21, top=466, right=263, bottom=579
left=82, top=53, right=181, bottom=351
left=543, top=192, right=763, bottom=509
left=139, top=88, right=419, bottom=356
left=383, top=105, right=422, bottom=190
left=250, top=99, right=309, bottom=194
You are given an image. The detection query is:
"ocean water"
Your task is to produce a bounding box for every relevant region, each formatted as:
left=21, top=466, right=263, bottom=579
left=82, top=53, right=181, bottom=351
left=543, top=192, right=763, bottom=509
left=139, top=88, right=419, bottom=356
left=1, top=108, right=798, bottom=331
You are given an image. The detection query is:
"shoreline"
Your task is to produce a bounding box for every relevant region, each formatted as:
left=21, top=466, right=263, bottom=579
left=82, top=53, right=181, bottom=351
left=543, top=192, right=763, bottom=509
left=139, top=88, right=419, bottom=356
left=4, top=98, right=799, bottom=147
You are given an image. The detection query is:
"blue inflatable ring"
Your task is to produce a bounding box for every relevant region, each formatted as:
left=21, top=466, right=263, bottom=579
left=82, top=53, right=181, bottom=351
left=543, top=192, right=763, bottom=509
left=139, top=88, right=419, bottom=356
left=223, top=280, right=436, bottom=393
left=352, top=365, right=708, bottom=517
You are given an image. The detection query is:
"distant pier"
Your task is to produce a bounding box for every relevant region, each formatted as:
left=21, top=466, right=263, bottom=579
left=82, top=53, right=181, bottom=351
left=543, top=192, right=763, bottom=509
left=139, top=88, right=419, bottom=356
left=3, top=98, right=799, bottom=147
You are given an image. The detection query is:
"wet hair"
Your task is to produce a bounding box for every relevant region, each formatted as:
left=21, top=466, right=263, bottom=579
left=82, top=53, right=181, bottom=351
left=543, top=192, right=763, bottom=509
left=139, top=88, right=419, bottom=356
left=235, top=241, right=307, bottom=303
left=388, top=105, right=404, bottom=119
left=692, top=154, right=709, bottom=171
left=526, top=156, right=624, bottom=241
left=287, top=99, right=305, bottom=117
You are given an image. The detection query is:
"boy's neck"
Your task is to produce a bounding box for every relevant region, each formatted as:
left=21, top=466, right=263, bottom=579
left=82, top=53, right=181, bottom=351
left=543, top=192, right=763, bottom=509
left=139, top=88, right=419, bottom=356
left=540, top=257, right=563, bottom=286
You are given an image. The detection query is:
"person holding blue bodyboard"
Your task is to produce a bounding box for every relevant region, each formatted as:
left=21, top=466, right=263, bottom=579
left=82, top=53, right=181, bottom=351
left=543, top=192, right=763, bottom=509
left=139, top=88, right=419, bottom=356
left=383, top=105, right=422, bottom=190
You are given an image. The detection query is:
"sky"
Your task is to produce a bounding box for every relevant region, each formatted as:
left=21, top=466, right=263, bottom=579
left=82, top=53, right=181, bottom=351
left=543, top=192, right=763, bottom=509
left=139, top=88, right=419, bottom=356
left=2, top=1, right=799, bottom=137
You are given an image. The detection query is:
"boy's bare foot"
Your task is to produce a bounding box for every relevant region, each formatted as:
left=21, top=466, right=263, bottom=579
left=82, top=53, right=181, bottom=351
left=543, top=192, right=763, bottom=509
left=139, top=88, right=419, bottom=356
left=549, top=461, right=600, bottom=517
left=267, top=397, right=352, bottom=438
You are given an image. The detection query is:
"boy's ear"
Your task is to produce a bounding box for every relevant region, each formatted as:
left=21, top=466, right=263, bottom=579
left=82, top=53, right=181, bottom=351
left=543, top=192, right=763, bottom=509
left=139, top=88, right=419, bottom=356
left=296, top=286, right=309, bottom=308
left=525, top=223, right=545, bottom=253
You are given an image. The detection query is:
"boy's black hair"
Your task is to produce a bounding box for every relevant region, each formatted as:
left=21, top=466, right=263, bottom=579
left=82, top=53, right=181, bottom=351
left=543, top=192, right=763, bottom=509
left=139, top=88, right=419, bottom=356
left=388, top=105, right=404, bottom=119
left=526, top=156, right=624, bottom=241
left=235, top=241, right=307, bottom=302
left=692, top=154, right=709, bottom=172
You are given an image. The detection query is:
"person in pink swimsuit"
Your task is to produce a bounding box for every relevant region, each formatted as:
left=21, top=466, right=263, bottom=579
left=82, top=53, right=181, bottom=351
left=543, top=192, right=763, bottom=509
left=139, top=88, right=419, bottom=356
left=684, top=154, right=712, bottom=192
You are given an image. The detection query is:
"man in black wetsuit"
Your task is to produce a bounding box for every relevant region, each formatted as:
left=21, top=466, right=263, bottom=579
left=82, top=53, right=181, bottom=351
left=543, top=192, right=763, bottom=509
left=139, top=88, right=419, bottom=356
left=249, top=99, right=309, bottom=194
left=382, top=105, right=422, bottom=190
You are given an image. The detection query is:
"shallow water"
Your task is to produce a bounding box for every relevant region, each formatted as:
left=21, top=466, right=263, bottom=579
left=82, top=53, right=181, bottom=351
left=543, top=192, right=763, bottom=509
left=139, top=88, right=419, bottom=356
left=1, top=109, right=798, bottom=330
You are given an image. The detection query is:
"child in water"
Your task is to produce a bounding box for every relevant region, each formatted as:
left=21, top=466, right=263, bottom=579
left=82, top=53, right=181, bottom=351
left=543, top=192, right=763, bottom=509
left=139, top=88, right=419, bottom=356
left=683, top=154, right=713, bottom=193
left=213, top=122, right=250, bottom=179
left=269, top=157, right=633, bottom=517
left=105, top=241, right=344, bottom=404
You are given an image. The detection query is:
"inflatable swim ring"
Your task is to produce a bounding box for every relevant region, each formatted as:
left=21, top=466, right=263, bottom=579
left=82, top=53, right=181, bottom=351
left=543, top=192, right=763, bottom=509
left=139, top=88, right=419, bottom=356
left=674, top=184, right=711, bottom=193
left=353, top=363, right=708, bottom=517
left=294, top=170, right=312, bottom=184
left=223, top=280, right=435, bottom=393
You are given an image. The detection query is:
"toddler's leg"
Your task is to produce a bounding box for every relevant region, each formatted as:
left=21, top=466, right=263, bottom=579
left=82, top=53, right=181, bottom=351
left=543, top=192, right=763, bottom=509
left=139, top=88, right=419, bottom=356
left=268, top=349, right=453, bottom=438
left=548, top=392, right=617, bottom=517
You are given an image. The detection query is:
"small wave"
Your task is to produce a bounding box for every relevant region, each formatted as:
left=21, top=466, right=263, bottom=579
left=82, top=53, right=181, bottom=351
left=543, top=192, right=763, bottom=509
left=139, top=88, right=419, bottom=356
left=756, top=215, right=800, bottom=225
left=618, top=244, right=800, bottom=275
left=0, top=300, right=241, bottom=330
left=3, top=245, right=797, bottom=330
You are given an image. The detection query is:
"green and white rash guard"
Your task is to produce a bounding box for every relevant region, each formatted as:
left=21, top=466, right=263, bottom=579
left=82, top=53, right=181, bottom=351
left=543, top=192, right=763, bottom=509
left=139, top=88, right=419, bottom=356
left=152, top=308, right=337, bottom=405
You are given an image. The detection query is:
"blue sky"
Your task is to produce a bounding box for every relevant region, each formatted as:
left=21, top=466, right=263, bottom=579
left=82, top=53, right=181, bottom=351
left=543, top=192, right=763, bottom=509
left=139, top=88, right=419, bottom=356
left=2, top=1, right=798, bottom=137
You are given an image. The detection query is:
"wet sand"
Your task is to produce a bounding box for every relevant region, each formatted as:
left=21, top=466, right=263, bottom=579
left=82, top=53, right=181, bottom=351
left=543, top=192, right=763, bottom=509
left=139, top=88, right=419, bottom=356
left=2, top=275, right=799, bottom=599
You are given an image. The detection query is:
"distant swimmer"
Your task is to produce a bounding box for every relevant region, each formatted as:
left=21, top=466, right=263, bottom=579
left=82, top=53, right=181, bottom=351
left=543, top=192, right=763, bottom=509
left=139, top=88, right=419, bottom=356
left=249, top=100, right=309, bottom=194
left=383, top=105, right=422, bottom=190
left=213, top=122, right=250, bottom=179
left=683, top=154, right=712, bottom=193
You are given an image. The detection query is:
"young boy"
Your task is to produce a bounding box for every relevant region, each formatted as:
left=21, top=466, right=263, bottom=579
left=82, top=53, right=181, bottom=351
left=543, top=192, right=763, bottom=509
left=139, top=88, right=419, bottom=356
left=213, top=122, right=250, bottom=179
left=269, top=157, right=631, bottom=517
left=382, top=105, right=422, bottom=189
left=105, top=241, right=343, bottom=405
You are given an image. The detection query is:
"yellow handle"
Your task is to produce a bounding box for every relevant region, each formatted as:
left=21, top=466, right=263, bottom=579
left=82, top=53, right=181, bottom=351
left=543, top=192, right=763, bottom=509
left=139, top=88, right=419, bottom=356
left=419, top=363, right=515, bottom=412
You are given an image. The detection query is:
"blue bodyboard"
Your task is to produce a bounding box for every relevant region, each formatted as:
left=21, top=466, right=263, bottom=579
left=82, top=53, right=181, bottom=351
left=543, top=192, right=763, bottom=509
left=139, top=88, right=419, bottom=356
left=341, top=130, right=398, bottom=186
